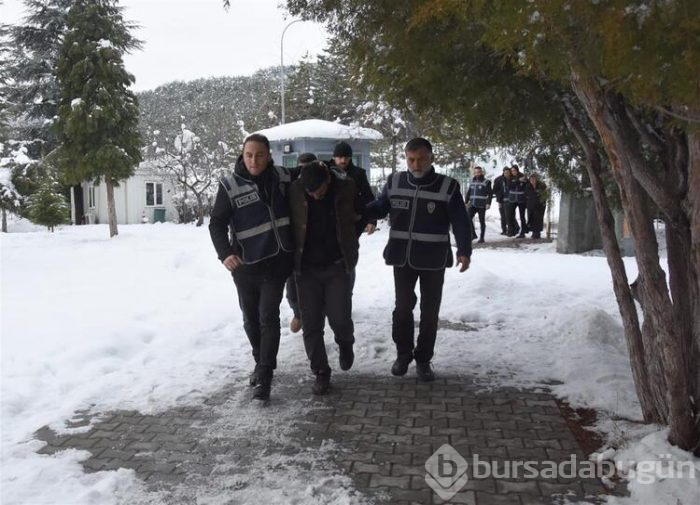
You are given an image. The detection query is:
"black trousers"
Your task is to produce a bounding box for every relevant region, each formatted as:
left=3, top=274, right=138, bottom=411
left=232, top=271, right=286, bottom=378
left=392, top=266, right=445, bottom=364
left=507, top=202, right=527, bottom=235
left=515, top=203, right=528, bottom=235
left=527, top=203, right=546, bottom=234
left=468, top=206, right=486, bottom=239
left=498, top=202, right=507, bottom=233
left=285, top=275, right=301, bottom=319
left=296, top=262, right=354, bottom=375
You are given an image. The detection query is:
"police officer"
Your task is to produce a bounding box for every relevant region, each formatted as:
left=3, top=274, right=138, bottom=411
left=465, top=166, right=493, bottom=243
left=366, top=137, right=472, bottom=382
left=508, top=164, right=528, bottom=238
left=209, top=134, right=295, bottom=401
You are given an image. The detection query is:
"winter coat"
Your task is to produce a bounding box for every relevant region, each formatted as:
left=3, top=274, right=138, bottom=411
left=525, top=180, right=548, bottom=208
left=366, top=167, right=472, bottom=270
left=208, top=156, right=294, bottom=277
left=288, top=171, right=360, bottom=274
left=465, top=176, right=493, bottom=209
left=507, top=175, right=528, bottom=204
left=327, top=160, right=376, bottom=234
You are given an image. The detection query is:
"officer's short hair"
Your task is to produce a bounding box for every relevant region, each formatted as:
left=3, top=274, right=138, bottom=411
left=405, top=137, right=432, bottom=153
left=244, top=133, right=270, bottom=151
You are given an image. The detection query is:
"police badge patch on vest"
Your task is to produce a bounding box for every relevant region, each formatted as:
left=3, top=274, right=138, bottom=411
left=427, top=202, right=436, bottom=213
left=391, top=199, right=410, bottom=209
left=234, top=192, right=260, bottom=208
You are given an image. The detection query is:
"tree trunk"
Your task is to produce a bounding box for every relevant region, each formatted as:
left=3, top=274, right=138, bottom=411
left=1, top=208, right=7, bottom=233
left=563, top=104, right=664, bottom=422
left=105, top=176, right=119, bottom=238
left=686, top=131, right=700, bottom=444
left=195, top=192, right=204, bottom=227
left=571, top=71, right=698, bottom=452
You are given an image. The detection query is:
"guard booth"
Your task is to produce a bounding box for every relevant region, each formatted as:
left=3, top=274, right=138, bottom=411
left=255, top=118, right=382, bottom=169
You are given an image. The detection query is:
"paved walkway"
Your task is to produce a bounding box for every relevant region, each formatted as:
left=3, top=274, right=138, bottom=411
left=34, top=369, right=621, bottom=504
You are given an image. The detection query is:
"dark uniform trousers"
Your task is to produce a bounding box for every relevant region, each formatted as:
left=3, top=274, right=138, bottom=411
left=296, top=261, right=355, bottom=375
left=468, top=206, right=487, bottom=240
left=392, top=265, right=445, bottom=363
left=233, top=270, right=286, bottom=378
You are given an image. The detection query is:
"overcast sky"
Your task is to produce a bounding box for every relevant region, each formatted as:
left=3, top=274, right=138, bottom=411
left=2, top=0, right=329, bottom=91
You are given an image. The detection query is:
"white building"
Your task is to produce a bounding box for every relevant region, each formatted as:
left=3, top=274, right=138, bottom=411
left=73, top=164, right=178, bottom=225
left=255, top=118, right=383, bottom=169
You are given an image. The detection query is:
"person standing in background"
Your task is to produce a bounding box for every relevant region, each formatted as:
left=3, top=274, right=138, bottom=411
left=465, top=166, right=492, bottom=243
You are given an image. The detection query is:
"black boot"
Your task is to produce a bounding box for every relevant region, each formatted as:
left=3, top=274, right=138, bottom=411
left=338, top=343, right=354, bottom=371
left=391, top=354, right=413, bottom=376
left=312, top=371, right=331, bottom=395
left=252, top=375, right=271, bottom=401
left=416, top=361, right=435, bottom=382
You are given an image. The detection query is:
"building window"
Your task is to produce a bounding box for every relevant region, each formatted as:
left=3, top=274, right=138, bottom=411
left=87, top=185, right=96, bottom=209
left=146, top=182, right=163, bottom=206
left=282, top=154, right=298, bottom=168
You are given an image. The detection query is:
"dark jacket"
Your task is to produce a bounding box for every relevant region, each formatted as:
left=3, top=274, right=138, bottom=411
left=366, top=167, right=472, bottom=270
left=327, top=160, right=376, bottom=234
left=289, top=171, right=360, bottom=274
left=525, top=180, right=548, bottom=208
left=493, top=174, right=510, bottom=204
left=465, top=176, right=493, bottom=209
left=508, top=175, right=527, bottom=204
left=208, top=156, right=294, bottom=278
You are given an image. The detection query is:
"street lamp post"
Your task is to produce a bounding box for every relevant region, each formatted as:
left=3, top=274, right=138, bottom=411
left=280, top=19, right=303, bottom=125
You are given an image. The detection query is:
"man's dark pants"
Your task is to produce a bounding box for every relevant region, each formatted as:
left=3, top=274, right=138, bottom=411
left=296, top=262, right=354, bottom=375
left=498, top=202, right=507, bottom=233
left=392, top=265, right=445, bottom=364
left=468, top=206, right=487, bottom=240
left=505, top=202, right=518, bottom=235
left=515, top=203, right=528, bottom=235
left=233, top=271, right=286, bottom=379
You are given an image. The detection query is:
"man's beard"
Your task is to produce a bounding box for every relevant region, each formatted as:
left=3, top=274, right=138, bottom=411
left=409, top=167, right=427, bottom=178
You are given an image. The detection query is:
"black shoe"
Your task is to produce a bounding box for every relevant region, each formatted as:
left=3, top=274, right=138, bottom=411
left=416, top=362, right=435, bottom=382
left=312, top=372, right=331, bottom=395
left=338, top=343, right=354, bottom=371
left=249, top=365, right=261, bottom=386
left=249, top=366, right=273, bottom=387
left=252, top=377, right=271, bottom=400
left=391, top=354, right=413, bottom=376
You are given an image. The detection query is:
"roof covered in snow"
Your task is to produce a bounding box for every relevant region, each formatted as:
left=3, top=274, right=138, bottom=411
left=255, top=119, right=383, bottom=142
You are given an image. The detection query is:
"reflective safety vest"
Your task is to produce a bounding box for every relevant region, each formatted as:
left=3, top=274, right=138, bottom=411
left=508, top=178, right=527, bottom=204
left=220, top=166, right=294, bottom=264
left=467, top=178, right=491, bottom=208
left=385, top=171, right=458, bottom=270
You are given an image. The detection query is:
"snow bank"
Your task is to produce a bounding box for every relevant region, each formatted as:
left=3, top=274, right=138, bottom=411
left=2, top=221, right=698, bottom=504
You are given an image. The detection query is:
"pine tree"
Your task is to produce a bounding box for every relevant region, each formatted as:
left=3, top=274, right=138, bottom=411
left=53, top=0, right=142, bottom=237
left=27, top=177, right=69, bottom=232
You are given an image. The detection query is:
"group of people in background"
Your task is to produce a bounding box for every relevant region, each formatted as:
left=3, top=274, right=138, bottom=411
left=466, top=163, right=549, bottom=242
left=209, top=135, right=471, bottom=401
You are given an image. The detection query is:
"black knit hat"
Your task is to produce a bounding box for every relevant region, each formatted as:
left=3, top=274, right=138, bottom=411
left=333, top=141, right=352, bottom=158
left=301, top=161, right=330, bottom=192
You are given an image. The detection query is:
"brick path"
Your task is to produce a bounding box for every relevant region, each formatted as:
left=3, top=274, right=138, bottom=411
left=34, top=369, right=618, bottom=504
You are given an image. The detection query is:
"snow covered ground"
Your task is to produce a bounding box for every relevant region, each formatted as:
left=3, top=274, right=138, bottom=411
left=2, top=215, right=699, bottom=505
